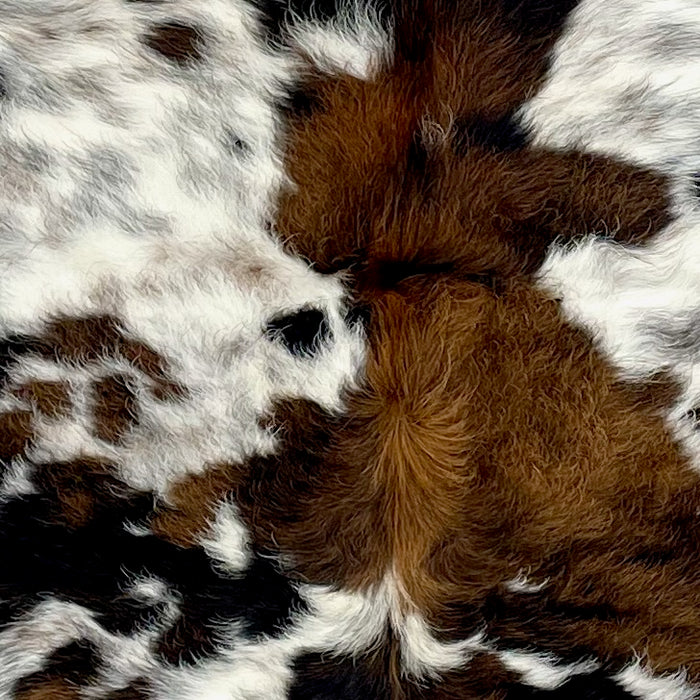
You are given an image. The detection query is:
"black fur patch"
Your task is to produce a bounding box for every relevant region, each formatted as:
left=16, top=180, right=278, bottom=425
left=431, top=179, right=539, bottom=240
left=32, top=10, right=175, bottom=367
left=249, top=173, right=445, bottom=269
left=482, top=588, right=633, bottom=668
left=266, top=308, right=332, bottom=358
left=693, top=172, right=700, bottom=198
left=0, top=485, right=305, bottom=663
left=685, top=407, right=700, bottom=426
left=499, top=0, right=580, bottom=39
left=405, top=128, right=438, bottom=191
left=155, top=550, right=305, bottom=664
left=143, top=22, right=205, bottom=64
left=507, top=669, right=635, bottom=698
left=14, top=640, right=100, bottom=693
left=289, top=652, right=392, bottom=700
left=367, top=260, right=455, bottom=288
left=453, top=113, right=528, bottom=155
left=391, top=0, right=436, bottom=65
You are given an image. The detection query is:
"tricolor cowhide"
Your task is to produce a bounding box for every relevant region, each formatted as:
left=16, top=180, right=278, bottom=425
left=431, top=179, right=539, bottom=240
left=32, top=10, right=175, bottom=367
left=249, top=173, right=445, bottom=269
left=1, top=0, right=700, bottom=698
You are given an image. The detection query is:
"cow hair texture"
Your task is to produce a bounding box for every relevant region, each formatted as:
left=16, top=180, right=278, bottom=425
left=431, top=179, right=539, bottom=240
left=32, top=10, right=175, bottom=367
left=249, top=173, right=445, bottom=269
left=3, top=0, right=700, bottom=698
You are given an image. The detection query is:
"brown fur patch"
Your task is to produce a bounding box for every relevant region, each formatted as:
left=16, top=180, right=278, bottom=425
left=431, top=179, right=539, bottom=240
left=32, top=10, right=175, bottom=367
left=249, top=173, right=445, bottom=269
left=14, top=679, right=81, bottom=700
left=278, top=3, right=670, bottom=281
left=144, top=22, right=204, bottom=64
left=0, top=410, right=33, bottom=460
left=92, top=373, right=138, bottom=443
left=13, top=380, right=72, bottom=418
left=41, top=315, right=186, bottom=399
left=234, top=280, right=693, bottom=608
left=271, top=0, right=694, bottom=679
left=151, top=467, right=238, bottom=547
left=43, top=315, right=123, bottom=363
left=235, top=277, right=700, bottom=678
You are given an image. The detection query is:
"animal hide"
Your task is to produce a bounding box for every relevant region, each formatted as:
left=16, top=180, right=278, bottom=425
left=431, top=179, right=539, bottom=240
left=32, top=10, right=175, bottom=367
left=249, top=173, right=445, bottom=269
left=2, top=0, right=700, bottom=698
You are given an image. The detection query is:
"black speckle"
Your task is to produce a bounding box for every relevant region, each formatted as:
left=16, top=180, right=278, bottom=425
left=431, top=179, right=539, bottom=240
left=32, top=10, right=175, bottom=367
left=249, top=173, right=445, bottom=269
left=506, top=669, right=635, bottom=699
left=685, top=407, right=700, bottom=426
left=453, top=113, right=527, bottom=156
left=144, top=22, right=205, bottom=65
left=0, top=69, right=7, bottom=99
left=692, top=172, right=700, bottom=198
left=266, top=308, right=332, bottom=358
left=224, top=129, right=249, bottom=155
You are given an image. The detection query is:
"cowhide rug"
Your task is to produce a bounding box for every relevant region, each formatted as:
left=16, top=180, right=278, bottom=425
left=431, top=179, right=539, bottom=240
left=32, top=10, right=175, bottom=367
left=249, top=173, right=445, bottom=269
left=2, top=0, right=700, bottom=698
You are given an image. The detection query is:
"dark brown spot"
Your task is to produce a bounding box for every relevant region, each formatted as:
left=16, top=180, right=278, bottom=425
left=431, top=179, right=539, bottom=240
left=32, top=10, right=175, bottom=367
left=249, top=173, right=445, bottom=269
left=14, top=380, right=72, bottom=418
left=44, top=315, right=122, bottom=363
left=0, top=410, right=33, bottom=460
left=120, top=339, right=170, bottom=383
left=14, top=679, right=81, bottom=700
left=92, top=374, right=138, bottom=443
left=144, top=22, right=204, bottom=65
left=41, top=315, right=181, bottom=398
